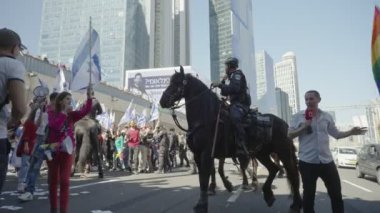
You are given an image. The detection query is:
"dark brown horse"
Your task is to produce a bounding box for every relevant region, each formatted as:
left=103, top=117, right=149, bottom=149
left=160, top=66, right=302, bottom=213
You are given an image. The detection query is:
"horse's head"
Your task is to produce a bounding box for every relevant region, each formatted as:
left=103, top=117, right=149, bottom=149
left=160, top=65, right=187, bottom=108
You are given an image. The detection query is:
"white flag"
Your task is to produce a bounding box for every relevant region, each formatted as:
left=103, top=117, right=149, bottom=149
left=53, top=65, right=67, bottom=92
left=137, top=109, right=147, bottom=128
left=118, top=99, right=134, bottom=126
left=70, top=29, right=101, bottom=92
left=149, top=102, right=159, bottom=122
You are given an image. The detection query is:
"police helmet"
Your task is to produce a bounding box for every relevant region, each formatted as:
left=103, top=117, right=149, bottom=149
left=224, top=57, right=239, bottom=68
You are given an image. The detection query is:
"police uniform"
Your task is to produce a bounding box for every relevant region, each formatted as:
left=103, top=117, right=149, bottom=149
left=219, top=69, right=251, bottom=156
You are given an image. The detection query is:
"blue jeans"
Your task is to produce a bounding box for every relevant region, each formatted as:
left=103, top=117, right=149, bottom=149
left=24, top=135, right=45, bottom=194
left=0, top=138, right=10, bottom=193
left=18, top=155, right=30, bottom=185
left=122, top=146, right=129, bottom=169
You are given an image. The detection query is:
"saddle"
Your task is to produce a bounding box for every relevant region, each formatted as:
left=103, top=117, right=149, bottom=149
left=220, top=103, right=273, bottom=145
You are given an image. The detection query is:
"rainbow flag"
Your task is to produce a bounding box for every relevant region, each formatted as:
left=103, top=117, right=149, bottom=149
left=372, top=6, right=380, bottom=95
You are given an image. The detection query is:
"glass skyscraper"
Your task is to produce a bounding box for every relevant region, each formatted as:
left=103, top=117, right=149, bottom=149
left=274, top=52, right=300, bottom=115
left=39, top=0, right=150, bottom=88
left=256, top=50, right=277, bottom=114
left=209, top=0, right=256, bottom=104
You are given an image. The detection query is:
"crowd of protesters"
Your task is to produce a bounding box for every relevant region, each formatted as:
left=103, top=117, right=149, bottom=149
left=101, top=120, right=196, bottom=175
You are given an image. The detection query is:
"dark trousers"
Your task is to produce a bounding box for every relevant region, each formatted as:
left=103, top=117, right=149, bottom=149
left=0, top=138, right=10, bottom=193
left=128, top=146, right=140, bottom=171
left=299, top=160, right=344, bottom=213
left=179, top=148, right=189, bottom=166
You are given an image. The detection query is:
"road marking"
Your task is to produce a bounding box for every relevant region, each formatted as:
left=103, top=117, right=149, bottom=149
left=342, top=180, right=372, bottom=193
left=226, top=185, right=243, bottom=206
left=70, top=179, right=120, bottom=190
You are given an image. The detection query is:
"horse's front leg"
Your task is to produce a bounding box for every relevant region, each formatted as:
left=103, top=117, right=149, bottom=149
left=217, top=158, right=233, bottom=192
left=193, top=151, right=211, bottom=213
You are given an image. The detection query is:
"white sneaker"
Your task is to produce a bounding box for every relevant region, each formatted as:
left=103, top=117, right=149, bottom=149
left=17, top=183, right=25, bottom=193
left=18, top=192, right=33, bottom=201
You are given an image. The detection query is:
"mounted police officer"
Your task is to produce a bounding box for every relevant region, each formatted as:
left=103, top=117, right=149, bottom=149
left=212, top=57, right=251, bottom=158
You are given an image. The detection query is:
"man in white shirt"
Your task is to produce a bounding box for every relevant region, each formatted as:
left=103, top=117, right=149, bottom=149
left=288, top=90, right=366, bottom=213
left=0, top=28, right=27, bottom=193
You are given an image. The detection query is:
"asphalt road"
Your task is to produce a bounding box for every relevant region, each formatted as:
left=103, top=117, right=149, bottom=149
left=1, top=162, right=379, bottom=213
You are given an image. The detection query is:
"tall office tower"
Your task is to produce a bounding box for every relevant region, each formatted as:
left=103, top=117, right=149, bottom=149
left=274, top=52, right=300, bottom=114
left=151, top=0, right=190, bottom=68
left=255, top=50, right=276, bottom=114
left=275, top=88, right=292, bottom=123
left=39, top=0, right=151, bottom=88
left=209, top=0, right=256, bottom=104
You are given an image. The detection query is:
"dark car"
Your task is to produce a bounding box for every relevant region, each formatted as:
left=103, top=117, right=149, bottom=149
left=356, top=144, right=380, bottom=184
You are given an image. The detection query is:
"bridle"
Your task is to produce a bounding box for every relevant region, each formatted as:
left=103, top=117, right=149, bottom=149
left=166, top=75, right=211, bottom=132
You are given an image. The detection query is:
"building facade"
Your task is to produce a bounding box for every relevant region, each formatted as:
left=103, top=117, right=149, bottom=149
left=209, top=0, right=256, bottom=104
left=39, top=0, right=190, bottom=88
left=275, top=88, right=292, bottom=123
left=152, top=0, right=190, bottom=68
left=255, top=50, right=276, bottom=114
left=274, top=52, right=300, bottom=115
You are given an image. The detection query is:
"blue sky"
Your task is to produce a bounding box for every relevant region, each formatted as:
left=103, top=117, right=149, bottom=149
left=1, top=0, right=378, bottom=124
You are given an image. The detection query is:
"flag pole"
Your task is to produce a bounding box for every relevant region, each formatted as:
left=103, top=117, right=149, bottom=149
left=89, top=16, right=92, bottom=86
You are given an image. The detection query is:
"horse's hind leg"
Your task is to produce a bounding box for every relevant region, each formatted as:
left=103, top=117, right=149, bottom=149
left=277, top=143, right=302, bottom=212
left=251, top=157, right=259, bottom=190
left=256, top=153, right=279, bottom=207
left=77, top=136, right=92, bottom=177
left=91, top=130, right=103, bottom=178
left=271, top=153, right=285, bottom=178
left=238, top=156, right=250, bottom=190
left=208, top=160, right=216, bottom=195
left=217, top=158, right=233, bottom=192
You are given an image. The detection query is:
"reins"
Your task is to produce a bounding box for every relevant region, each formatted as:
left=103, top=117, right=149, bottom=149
left=169, top=88, right=211, bottom=132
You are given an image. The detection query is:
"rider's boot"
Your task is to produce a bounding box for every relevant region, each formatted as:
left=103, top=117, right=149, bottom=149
left=235, top=124, right=249, bottom=158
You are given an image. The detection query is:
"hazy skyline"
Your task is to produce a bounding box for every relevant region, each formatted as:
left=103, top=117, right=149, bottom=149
left=1, top=0, right=378, bottom=125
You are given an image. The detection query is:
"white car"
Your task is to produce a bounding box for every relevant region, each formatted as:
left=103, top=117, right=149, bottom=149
left=332, top=147, right=357, bottom=168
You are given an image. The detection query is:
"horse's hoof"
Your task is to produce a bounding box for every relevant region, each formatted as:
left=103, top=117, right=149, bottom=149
left=242, top=184, right=250, bottom=190
left=251, top=181, right=259, bottom=191
left=225, top=181, right=233, bottom=192
left=264, top=196, right=276, bottom=207
left=193, top=202, right=208, bottom=213
left=207, top=189, right=216, bottom=196
left=289, top=206, right=301, bottom=213
left=98, top=173, right=103, bottom=178
left=289, top=202, right=302, bottom=213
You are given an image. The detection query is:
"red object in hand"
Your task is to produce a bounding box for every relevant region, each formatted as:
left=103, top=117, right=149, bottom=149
left=305, top=108, right=313, bottom=120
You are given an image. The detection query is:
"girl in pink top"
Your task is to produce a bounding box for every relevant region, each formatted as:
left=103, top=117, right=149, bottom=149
left=47, top=89, right=93, bottom=213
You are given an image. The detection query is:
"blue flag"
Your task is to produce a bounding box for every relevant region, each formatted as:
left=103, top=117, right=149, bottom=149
left=70, top=29, right=101, bottom=92
left=149, top=102, right=159, bottom=122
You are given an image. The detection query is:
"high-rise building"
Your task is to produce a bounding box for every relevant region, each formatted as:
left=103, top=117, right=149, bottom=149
left=274, top=52, right=300, bottom=115
left=255, top=50, right=276, bottom=114
left=152, top=0, right=190, bottom=68
left=39, top=0, right=190, bottom=88
left=209, top=0, right=256, bottom=104
left=275, top=88, right=292, bottom=123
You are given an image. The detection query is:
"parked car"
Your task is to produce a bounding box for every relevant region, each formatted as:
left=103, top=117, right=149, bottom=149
left=332, top=147, right=357, bottom=168
left=356, top=144, right=380, bottom=184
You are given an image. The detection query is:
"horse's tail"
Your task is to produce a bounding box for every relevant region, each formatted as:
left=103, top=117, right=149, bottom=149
left=285, top=137, right=300, bottom=197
